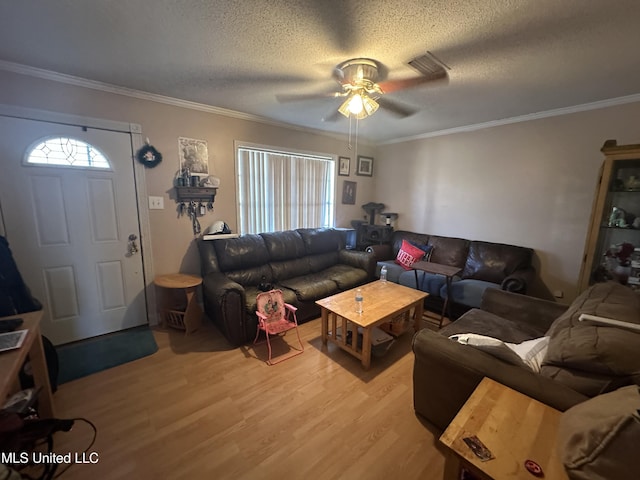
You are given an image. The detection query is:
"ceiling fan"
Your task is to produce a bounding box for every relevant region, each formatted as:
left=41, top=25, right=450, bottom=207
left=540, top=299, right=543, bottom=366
left=276, top=54, right=448, bottom=121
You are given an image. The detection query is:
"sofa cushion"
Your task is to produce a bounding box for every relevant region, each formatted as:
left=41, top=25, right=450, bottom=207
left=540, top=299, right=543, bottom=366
left=427, top=235, right=469, bottom=268
left=297, top=228, right=342, bottom=255
left=280, top=274, right=338, bottom=301
left=308, top=252, right=339, bottom=272
left=213, top=234, right=270, bottom=272
left=225, top=264, right=273, bottom=287
left=537, top=364, right=634, bottom=398
left=462, top=241, right=533, bottom=284
left=395, top=239, right=426, bottom=270
left=441, top=308, right=547, bottom=342
left=443, top=280, right=498, bottom=309
left=260, top=230, right=305, bottom=261
left=323, top=264, right=369, bottom=290
left=541, top=282, right=640, bottom=396
left=557, top=385, right=640, bottom=480
left=270, top=258, right=310, bottom=282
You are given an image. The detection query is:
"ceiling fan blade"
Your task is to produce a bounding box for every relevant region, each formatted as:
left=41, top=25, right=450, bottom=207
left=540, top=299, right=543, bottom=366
left=376, top=97, right=417, bottom=118
left=304, top=1, right=358, bottom=52
left=377, top=70, right=448, bottom=94
left=322, top=109, right=343, bottom=123
left=276, top=91, right=343, bottom=103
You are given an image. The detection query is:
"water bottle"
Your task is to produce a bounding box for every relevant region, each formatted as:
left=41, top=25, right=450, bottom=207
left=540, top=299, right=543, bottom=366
left=380, top=265, right=388, bottom=282
left=355, top=288, right=363, bottom=314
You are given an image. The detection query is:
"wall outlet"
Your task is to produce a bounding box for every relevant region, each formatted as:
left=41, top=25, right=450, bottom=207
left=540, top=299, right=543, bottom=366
left=148, top=196, right=164, bottom=210
left=553, top=290, right=564, bottom=299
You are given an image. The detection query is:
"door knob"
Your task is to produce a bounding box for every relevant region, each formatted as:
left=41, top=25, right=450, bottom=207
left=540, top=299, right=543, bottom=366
left=127, top=234, right=139, bottom=256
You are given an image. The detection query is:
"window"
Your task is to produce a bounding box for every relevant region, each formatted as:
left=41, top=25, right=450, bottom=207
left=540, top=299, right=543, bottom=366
left=25, top=137, right=110, bottom=169
left=236, top=144, right=335, bottom=234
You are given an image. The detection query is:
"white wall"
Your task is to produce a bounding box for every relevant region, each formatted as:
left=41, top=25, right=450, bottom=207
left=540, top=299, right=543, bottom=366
left=0, top=69, right=376, bottom=276
left=376, top=102, right=640, bottom=302
left=3, top=67, right=640, bottom=303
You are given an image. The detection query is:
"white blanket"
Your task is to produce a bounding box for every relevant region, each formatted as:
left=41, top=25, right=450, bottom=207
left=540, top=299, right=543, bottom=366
left=449, top=333, right=550, bottom=372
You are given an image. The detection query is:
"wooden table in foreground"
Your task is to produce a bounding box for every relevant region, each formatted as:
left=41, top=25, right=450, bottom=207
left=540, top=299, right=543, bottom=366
left=316, top=281, right=428, bottom=369
left=439, top=377, right=568, bottom=480
left=0, top=310, right=55, bottom=418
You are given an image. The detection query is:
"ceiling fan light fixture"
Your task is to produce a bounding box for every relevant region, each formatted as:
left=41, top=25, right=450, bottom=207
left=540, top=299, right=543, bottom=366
left=361, top=94, right=379, bottom=117
left=338, top=97, right=352, bottom=118
left=338, top=92, right=379, bottom=119
left=348, top=93, right=364, bottom=115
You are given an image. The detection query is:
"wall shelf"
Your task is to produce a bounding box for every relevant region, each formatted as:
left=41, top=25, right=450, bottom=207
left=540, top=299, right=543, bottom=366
left=175, top=186, right=217, bottom=203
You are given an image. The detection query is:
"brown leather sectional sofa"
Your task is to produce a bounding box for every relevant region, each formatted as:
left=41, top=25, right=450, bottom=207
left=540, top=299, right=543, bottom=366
left=413, top=281, right=640, bottom=431
left=197, top=228, right=375, bottom=346
left=367, top=230, right=536, bottom=317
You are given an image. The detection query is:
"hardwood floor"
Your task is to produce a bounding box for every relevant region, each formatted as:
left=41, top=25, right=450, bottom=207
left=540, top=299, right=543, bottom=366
left=50, top=314, right=449, bottom=479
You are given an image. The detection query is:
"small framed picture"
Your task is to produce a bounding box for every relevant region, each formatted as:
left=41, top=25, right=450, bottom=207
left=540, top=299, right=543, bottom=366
left=338, top=156, right=350, bottom=176
left=342, top=181, right=357, bottom=205
left=357, top=156, right=373, bottom=177
left=178, top=137, right=209, bottom=175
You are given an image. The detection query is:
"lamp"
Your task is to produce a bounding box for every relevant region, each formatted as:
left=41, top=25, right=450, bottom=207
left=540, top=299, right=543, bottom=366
left=338, top=91, right=379, bottom=120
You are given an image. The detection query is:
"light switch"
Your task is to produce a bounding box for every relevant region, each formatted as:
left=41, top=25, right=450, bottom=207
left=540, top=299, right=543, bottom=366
left=149, top=196, right=164, bottom=210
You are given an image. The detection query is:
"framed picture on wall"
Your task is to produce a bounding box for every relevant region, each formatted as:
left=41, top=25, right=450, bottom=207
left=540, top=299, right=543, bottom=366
left=342, top=181, right=357, bottom=205
left=357, top=156, right=373, bottom=176
left=338, top=156, right=350, bottom=176
left=178, top=137, right=209, bottom=175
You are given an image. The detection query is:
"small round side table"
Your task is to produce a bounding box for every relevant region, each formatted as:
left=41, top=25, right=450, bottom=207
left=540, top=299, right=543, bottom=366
left=154, top=273, right=203, bottom=334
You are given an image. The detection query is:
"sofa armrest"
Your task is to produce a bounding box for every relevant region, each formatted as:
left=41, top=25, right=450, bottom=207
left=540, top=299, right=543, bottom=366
left=201, top=272, right=247, bottom=347
left=202, top=272, right=244, bottom=299
left=365, top=244, right=393, bottom=261
left=412, top=329, right=588, bottom=431
left=339, top=249, right=376, bottom=280
left=480, top=288, right=568, bottom=333
left=501, top=266, right=536, bottom=294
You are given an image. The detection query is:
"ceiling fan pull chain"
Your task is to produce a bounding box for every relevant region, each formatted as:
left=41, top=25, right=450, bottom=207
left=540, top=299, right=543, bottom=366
left=348, top=115, right=353, bottom=150
left=355, top=117, right=359, bottom=159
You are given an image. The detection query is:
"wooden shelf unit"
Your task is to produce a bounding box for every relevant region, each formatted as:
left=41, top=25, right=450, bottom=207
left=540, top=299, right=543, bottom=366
left=579, top=140, right=640, bottom=292
left=175, top=186, right=217, bottom=203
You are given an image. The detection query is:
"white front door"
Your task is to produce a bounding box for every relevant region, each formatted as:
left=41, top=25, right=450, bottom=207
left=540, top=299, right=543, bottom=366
left=0, top=115, right=147, bottom=345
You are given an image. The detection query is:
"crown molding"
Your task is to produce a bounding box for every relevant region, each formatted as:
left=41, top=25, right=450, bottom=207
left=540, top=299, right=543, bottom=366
left=5, top=59, right=631, bottom=148
left=380, top=93, right=640, bottom=145
left=0, top=60, right=365, bottom=144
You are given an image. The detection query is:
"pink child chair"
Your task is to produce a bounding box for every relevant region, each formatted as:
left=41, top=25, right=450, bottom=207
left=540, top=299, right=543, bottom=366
left=254, top=289, right=304, bottom=365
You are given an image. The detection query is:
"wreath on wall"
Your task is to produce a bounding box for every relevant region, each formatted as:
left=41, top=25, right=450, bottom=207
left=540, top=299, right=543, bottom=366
left=136, top=144, right=163, bottom=168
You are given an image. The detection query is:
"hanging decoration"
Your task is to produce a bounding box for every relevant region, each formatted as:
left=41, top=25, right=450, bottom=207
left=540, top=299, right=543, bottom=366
left=136, top=139, right=163, bottom=168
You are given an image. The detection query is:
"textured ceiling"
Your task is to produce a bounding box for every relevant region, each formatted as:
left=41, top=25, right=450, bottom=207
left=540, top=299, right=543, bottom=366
left=1, top=0, right=640, bottom=142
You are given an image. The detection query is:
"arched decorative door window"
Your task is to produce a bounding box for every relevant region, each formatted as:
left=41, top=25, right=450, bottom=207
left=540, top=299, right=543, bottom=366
left=25, top=136, right=111, bottom=170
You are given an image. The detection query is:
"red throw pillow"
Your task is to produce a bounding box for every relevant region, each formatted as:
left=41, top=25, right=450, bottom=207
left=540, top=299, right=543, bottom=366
left=395, top=239, right=426, bottom=270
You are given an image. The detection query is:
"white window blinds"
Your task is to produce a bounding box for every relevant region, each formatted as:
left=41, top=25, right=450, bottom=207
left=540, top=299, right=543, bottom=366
left=236, top=146, right=335, bottom=234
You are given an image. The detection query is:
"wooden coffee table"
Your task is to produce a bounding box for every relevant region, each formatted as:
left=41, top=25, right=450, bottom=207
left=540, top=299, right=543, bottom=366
left=316, top=281, right=428, bottom=369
